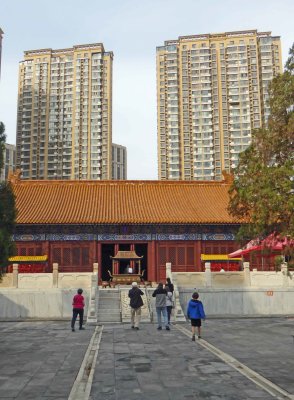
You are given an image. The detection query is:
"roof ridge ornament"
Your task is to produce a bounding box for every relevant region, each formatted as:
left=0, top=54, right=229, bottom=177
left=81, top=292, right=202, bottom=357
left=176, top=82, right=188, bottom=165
left=8, top=169, right=22, bottom=184
left=222, top=170, right=234, bottom=184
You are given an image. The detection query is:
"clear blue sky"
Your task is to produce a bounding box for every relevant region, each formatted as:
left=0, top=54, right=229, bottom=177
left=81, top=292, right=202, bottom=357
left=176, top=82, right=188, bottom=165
left=0, top=0, right=293, bottom=179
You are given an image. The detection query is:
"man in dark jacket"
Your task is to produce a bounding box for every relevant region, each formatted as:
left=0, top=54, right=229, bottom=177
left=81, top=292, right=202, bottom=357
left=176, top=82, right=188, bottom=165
left=128, top=282, right=144, bottom=330
left=152, top=283, right=170, bottom=330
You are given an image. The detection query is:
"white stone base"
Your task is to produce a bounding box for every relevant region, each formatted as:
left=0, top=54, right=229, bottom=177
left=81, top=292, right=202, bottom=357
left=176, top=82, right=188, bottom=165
left=179, top=288, right=294, bottom=316
left=0, top=289, right=89, bottom=319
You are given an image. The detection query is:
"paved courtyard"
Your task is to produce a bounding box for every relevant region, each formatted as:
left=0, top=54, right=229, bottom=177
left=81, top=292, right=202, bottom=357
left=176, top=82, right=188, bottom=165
left=0, top=318, right=293, bottom=399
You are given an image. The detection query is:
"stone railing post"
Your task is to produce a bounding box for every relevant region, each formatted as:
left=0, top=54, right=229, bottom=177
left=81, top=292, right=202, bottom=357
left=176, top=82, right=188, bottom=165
left=52, top=263, right=59, bottom=288
left=281, top=262, right=288, bottom=288
left=205, top=262, right=212, bottom=288
left=166, top=262, right=185, bottom=322
left=166, top=262, right=172, bottom=279
left=243, top=262, right=251, bottom=287
left=93, top=262, right=98, bottom=275
left=12, top=263, right=19, bottom=288
left=87, top=265, right=99, bottom=324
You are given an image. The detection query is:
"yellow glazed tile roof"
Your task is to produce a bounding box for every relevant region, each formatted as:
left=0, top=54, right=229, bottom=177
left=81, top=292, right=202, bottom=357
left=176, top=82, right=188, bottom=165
left=201, top=254, right=242, bottom=261
left=8, top=255, right=48, bottom=262
left=12, top=180, right=240, bottom=225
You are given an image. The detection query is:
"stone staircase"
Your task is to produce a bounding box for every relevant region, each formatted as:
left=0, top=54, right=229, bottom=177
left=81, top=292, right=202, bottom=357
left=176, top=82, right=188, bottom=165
left=146, top=288, right=157, bottom=320
left=97, top=289, right=121, bottom=323
left=120, top=287, right=152, bottom=323
left=95, top=286, right=185, bottom=324
left=147, top=287, right=186, bottom=323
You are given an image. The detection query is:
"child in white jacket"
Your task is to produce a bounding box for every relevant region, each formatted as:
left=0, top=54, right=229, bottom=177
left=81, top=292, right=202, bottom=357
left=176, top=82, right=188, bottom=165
left=165, top=286, right=173, bottom=325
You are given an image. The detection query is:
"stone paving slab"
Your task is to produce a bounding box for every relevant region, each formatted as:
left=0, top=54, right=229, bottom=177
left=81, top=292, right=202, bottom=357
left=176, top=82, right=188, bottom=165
left=202, top=317, right=294, bottom=394
left=90, top=322, right=284, bottom=400
left=0, top=321, right=94, bottom=399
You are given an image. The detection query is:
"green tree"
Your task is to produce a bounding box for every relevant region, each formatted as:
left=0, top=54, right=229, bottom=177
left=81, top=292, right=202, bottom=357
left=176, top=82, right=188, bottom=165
left=228, top=45, right=294, bottom=242
left=0, top=122, right=17, bottom=276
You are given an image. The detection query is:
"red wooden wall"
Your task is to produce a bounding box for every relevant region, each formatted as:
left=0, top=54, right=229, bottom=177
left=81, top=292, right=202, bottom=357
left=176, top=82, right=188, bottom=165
left=14, top=239, right=239, bottom=278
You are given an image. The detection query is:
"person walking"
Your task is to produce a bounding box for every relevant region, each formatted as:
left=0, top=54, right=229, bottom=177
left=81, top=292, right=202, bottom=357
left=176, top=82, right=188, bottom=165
left=187, top=292, right=206, bottom=341
left=166, top=277, right=174, bottom=293
left=128, top=282, right=144, bottom=330
left=71, top=288, right=85, bottom=332
left=165, top=285, right=173, bottom=325
left=152, top=283, right=170, bottom=330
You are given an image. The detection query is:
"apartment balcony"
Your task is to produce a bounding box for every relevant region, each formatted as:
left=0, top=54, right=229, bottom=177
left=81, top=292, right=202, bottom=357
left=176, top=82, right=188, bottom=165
left=20, top=147, right=31, bottom=153
left=229, top=133, right=244, bottom=140
left=230, top=147, right=243, bottom=154
left=200, top=135, right=214, bottom=141
left=200, top=100, right=212, bottom=105
left=229, top=103, right=241, bottom=109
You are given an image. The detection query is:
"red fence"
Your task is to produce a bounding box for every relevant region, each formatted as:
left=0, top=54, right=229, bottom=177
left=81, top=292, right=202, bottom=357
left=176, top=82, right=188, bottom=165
left=210, top=262, right=240, bottom=272
left=7, top=263, right=46, bottom=273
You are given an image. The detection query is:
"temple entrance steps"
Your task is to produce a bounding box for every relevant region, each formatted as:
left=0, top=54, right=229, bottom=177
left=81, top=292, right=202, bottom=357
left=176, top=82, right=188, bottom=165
left=146, top=288, right=157, bottom=320
left=97, top=289, right=121, bottom=323
left=146, top=287, right=186, bottom=323
left=120, top=286, right=153, bottom=323
left=95, top=286, right=185, bottom=324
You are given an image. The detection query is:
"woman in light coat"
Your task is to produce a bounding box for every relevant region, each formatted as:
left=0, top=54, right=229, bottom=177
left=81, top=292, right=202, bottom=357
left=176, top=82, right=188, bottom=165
left=165, top=286, right=173, bottom=325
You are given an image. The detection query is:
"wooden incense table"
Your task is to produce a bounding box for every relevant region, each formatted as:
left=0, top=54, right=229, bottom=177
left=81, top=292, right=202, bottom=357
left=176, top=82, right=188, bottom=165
left=111, top=274, right=141, bottom=285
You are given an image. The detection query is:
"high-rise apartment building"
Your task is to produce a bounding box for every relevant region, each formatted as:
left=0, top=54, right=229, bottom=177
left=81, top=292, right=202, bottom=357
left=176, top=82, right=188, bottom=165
left=16, top=43, right=113, bottom=180
left=0, top=143, right=16, bottom=181
left=112, top=143, right=127, bottom=179
left=157, top=30, right=282, bottom=180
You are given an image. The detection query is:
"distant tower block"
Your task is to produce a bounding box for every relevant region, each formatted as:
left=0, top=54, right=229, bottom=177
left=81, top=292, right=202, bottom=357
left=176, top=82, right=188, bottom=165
left=156, top=30, right=282, bottom=181
left=16, top=43, right=113, bottom=180
left=112, top=143, right=127, bottom=179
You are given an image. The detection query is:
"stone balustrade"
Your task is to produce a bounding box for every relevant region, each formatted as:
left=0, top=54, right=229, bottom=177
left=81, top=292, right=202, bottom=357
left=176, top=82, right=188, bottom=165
left=168, top=262, right=294, bottom=317
left=169, top=262, right=293, bottom=289
left=0, top=263, right=97, bottom=289
left=0, top=263, right=99, bottom=320
left=166, top=262, right=186, bottom=322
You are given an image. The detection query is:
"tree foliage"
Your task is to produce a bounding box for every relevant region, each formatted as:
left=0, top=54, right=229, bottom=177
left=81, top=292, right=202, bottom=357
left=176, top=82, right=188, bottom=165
left=228, top=44, right=294, bottom=241
left=0, top=122, right=17, bottom=275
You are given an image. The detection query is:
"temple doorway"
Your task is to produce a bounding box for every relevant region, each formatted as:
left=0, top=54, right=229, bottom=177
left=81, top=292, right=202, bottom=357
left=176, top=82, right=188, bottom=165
left=118, top=243, right=131, bottom=273
left=101, top=244, right=115, bottom=281
left=100, top=243, right=148, bottom=281
left=135, top=243, right=148, bottom=280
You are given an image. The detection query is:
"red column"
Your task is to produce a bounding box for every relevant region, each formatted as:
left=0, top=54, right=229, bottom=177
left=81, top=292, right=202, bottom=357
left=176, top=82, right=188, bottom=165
left=195, top=240, right=202, bottom=271
left=130, top=243, right=135, bottom=272
left=114, top=243, right=119, bottom=274
left=97, top=242, right=102, bottom=282
left=148, top=240, right=157, bottom=283
left=43, top=240, right=50, bottom=272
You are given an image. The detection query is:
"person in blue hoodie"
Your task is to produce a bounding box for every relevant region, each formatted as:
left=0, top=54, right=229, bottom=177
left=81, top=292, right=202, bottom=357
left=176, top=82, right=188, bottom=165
left=187, top=292, right=206, bottom=341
